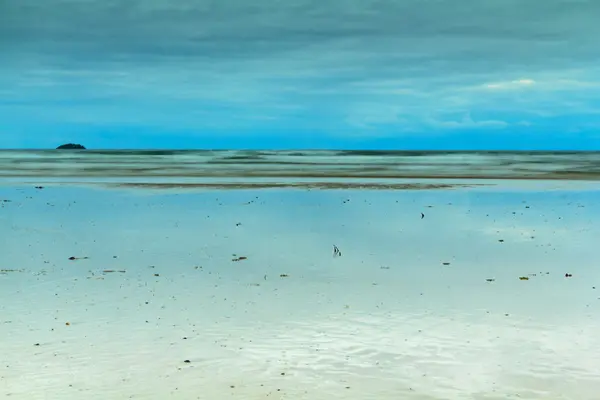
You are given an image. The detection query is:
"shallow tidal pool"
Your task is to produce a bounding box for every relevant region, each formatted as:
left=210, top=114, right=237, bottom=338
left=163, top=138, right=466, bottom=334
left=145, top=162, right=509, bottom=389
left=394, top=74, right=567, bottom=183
left=1, top=180, right=599, bottom=399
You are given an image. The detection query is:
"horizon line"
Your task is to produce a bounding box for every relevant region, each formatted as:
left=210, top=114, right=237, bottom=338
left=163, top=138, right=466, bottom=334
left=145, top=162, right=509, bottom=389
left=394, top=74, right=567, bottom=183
left=1, top=148, right=600, bottom=153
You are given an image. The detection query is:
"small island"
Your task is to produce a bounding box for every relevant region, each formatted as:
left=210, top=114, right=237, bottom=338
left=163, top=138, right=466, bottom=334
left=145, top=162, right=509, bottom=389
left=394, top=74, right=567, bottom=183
left=56, top=143, right=86, bottom=150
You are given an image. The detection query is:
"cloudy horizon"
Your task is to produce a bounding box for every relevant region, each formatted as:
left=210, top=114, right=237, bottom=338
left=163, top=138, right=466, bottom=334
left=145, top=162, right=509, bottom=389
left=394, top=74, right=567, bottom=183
left=1, top=0, right=600, bottom=149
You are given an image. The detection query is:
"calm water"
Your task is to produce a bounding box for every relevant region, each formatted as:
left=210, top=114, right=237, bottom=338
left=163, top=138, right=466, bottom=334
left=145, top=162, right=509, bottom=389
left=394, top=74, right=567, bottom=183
left=1, top=151, right=599, bottom=399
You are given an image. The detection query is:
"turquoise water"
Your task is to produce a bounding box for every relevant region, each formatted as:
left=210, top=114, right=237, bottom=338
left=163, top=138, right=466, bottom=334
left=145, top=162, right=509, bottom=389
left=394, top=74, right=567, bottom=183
left=1, top=152, right=600, bottom=399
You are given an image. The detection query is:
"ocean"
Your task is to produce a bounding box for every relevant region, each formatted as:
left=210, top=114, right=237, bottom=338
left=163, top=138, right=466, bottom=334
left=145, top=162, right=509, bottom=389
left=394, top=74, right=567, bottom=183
left=1, top=150, right=599, bottom=399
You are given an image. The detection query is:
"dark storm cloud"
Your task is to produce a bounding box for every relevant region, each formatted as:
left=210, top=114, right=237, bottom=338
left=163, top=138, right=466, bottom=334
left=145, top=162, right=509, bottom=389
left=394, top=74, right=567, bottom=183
left=3, top=0, right=600, bottom=64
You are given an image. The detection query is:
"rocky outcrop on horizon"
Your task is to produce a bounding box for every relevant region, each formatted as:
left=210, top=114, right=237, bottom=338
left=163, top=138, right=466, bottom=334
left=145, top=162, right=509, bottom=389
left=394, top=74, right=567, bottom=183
left=56, top=143, right=86, bottom=149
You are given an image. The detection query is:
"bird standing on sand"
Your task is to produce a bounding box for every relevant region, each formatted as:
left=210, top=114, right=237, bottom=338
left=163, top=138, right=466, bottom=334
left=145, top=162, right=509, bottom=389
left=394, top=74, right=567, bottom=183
left=333, top=245, right=342, bottom=257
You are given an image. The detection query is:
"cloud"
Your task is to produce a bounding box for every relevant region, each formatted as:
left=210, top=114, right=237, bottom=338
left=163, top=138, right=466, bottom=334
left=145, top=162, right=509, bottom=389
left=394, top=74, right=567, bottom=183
left=1, top=0, right=600, bottom=146
left=430, top=113, right=509, bottom=130
left=480, top=76, right=600, bottom=92
left=484, top=79, right=536, bottom=90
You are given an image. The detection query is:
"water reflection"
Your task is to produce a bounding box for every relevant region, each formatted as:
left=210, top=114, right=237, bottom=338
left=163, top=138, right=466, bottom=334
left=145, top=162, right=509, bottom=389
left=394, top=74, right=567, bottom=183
left=0, top=183, right=599, bottom=399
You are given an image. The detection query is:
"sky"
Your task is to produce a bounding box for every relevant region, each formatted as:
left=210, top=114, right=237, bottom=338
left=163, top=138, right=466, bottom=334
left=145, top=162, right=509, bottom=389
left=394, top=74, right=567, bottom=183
left=1, top=0, right=600, bottom=150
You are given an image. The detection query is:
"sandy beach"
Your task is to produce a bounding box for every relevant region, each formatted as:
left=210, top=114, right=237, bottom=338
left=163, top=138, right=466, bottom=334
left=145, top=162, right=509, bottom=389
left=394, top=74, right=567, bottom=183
left=1, top=181, right=599, bottom=399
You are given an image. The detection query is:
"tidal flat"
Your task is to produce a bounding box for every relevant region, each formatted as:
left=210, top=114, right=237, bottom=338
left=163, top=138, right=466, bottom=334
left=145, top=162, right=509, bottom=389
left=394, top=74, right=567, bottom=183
left=1, top=179, right=599, bottom=399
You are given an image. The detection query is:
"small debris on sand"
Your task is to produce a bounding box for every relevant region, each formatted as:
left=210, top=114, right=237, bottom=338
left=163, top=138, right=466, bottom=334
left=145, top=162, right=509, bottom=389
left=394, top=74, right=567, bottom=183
left=421, top=212, right=425, bottom=219
left=232, top=256, right=247, bottom=262
left=0, top=269, right=24, bottom=274
left=565, top=273, right=573, bottom=278
left=519, top=276, right=529, bottom=281
left=486, top=278, right=495, bottom=282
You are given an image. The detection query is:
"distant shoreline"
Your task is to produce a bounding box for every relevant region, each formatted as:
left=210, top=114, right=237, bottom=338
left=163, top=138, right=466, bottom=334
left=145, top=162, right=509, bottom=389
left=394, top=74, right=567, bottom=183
left=1, top=150, right=599, bottom=181
left=1, top=172, right=599, bottom=180
left=1, top=149, right=600, bottom=154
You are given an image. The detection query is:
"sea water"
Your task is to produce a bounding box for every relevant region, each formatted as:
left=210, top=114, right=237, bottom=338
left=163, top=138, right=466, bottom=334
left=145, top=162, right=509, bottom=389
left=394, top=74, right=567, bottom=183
left=1, top=151, right=599, bottom=399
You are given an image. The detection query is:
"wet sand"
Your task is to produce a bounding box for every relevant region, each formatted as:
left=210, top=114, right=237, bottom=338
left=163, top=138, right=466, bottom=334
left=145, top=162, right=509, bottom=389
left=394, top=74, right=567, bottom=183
left=1, top=181, right=599, bottom=399
left=105, top=181, right=481, bottom=190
